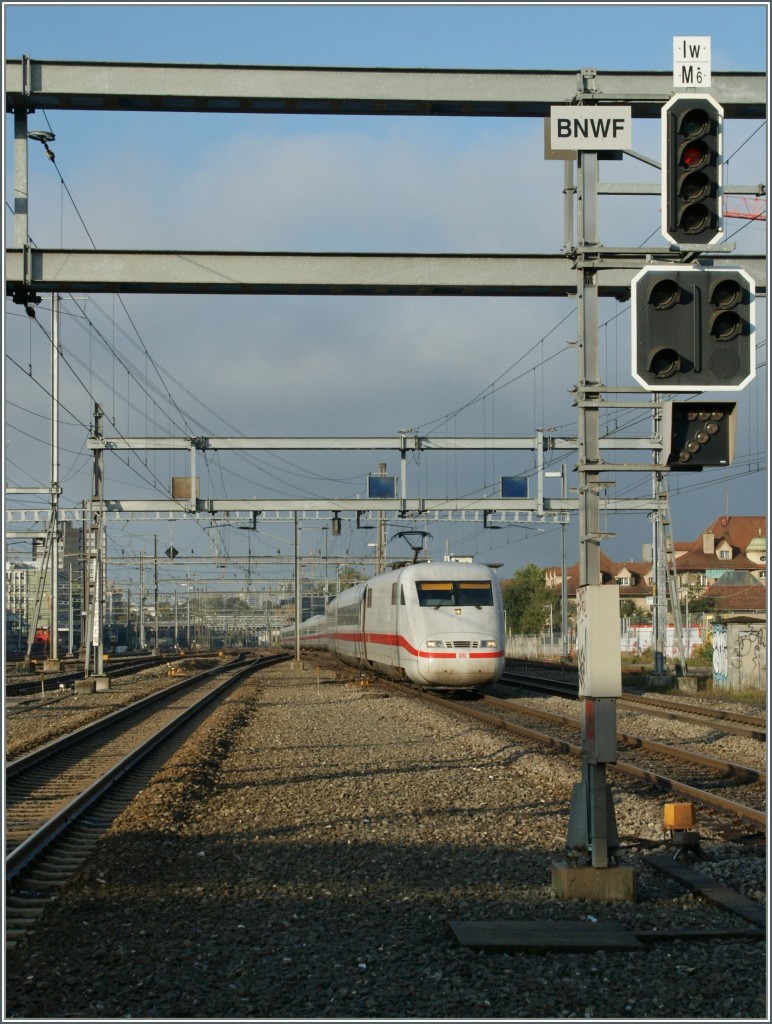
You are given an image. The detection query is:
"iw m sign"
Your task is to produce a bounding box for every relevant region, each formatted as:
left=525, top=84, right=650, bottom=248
left=550, top=106, right=632, bottom=151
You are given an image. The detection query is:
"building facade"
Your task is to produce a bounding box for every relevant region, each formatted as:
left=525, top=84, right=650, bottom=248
left=545, top=514, right=767, bottom=622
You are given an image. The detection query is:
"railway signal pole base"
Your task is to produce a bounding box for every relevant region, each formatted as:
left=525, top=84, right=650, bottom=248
left=551, top=862, right=637, bottom=902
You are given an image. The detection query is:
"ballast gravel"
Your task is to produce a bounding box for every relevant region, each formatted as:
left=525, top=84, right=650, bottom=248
left=4, top=662, right=767, bottom=1020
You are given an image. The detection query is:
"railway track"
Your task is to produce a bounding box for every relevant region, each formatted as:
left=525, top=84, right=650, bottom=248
left=499, top=666, right=766, bottom=740
left=5, top=652, right=289, bottom=948
left=480, top=692, right=766, bottom=822
left=5, top=652, right=183, bottom=700
left=371, top=677, right=766, bottom=832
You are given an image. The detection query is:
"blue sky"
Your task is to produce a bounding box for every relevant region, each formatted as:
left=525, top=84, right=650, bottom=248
left=3, top=3, right=769, bottom=590
left=4, top=4, right=768, bottom=71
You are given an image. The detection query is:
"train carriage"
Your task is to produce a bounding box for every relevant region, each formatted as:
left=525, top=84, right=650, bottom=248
left=324, top=561, right=505, bottom=691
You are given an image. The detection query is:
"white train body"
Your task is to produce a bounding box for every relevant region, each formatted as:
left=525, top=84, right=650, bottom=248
left=294, top=561, right=506, bottom=691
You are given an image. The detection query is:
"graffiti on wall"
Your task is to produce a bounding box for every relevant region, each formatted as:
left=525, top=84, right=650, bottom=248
left=712, top=622, right=766, bottom=690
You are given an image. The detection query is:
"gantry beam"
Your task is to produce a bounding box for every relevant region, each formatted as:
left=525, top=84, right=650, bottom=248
left=6, top=249, right=768, bottom=299
left=5, top=497, right=658, bottom=525
left=85, top=434, right=658, bottom=452
left=5, top=60, right=766, bottom=118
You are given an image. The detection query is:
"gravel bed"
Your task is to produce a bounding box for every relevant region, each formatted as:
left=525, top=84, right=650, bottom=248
left=513, top=693, right=768, bottom=773
left=4, top=662, right=767, bottom=1020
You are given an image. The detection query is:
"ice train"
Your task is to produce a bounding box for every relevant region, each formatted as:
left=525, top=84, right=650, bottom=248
left=287, top=561, right=506, bottom=691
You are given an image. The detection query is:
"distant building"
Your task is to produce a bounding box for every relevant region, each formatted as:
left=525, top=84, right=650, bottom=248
left=673, top=515, right=766, bottom=587
left=4, top=525, right=83, bottom=648
left=700, top=570, right=767, bottom=618
left=544, top=514, right=766, bottom=619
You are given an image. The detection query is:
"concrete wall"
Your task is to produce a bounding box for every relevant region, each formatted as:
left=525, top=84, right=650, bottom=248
left=712, top=621, right=767, bottom=691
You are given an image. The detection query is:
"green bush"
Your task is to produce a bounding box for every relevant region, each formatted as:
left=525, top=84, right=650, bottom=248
left=692, top=638, right=714, bottom=665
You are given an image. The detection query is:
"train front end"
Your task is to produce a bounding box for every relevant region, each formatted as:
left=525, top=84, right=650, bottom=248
left=400, top=565, right=506, bottom=690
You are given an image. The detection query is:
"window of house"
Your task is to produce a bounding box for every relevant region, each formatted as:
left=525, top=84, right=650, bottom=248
left=719, top=548, right=731, bottom=560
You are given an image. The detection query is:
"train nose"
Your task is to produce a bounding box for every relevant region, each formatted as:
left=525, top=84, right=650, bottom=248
left=418, top=636, right=503, bottom=684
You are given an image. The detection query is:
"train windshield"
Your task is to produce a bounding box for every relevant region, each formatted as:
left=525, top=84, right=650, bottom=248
left=415, top=580, right=494, bottom=607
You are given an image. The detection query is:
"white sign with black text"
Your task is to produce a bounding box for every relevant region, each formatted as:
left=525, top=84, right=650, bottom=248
left=673, top=36, right=712, bottom=88
left=549, top=106, right=632, bottom=151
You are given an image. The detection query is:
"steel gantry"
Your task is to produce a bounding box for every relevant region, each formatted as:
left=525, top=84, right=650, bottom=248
left=6, top=60, right=766, bottom=298
left=4, top=57, right=767, bottom=891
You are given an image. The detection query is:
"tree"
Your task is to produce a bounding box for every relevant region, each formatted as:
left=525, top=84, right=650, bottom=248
left=689, top=593, right=719, bottom=616
left=502, top=563, right=558, bottom=635
left=207, top=594, right=250, bottom=612
left=337, top=566, right=367, bottom=591
left=620, top=599, right=650, bottom=624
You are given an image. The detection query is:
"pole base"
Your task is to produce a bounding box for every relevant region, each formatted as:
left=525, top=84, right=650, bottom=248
left=552, top=861, right=637, bottom=902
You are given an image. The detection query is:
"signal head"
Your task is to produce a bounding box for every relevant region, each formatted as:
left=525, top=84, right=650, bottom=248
left=632, top=266, right=755, bottom=392
left=662, top=94, right=723, bottom=247
left=663, top=401, right=736, bottom=470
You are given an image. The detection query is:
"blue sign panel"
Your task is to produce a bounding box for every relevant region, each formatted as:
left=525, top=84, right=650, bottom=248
left=501, top=476, right=528, bottom=498
left=368, top=475, right=396, bottom=499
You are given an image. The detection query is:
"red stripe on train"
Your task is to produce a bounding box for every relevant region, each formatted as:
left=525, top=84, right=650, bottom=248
left=329, top=632, right=503, bottom=659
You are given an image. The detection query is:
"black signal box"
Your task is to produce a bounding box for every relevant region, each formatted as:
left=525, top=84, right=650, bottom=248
left=662, top=401, right=736, bottom=471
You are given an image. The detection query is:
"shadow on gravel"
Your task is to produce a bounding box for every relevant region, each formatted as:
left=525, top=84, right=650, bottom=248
left=5, top=826, right=766, bottom=1021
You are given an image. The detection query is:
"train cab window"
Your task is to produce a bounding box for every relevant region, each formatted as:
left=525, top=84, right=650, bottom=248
left=455, top=581, right=494, bottom=606
left=366, top=588, right=373, bottom=608
left=391, top=582, right=398, bottom=606
left=400, top=585, right=406, bottom=605
left=415, top=580, right=494, bottom=607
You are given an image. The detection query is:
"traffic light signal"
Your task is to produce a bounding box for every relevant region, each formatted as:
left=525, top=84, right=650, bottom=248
left=661, top=401, right=736, bottom=470
left=661, top=94, right=723, bottom=247
left=631, top=266, right=755, bottom=392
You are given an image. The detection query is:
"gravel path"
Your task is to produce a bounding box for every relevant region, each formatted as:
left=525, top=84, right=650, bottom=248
left=4, top=662, right=767, bottom=1020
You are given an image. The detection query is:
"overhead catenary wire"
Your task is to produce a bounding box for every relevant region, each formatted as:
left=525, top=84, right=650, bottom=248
left=7, top=108, right=765, bottom=577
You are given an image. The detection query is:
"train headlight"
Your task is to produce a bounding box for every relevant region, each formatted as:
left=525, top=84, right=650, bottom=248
left=426, top=640, right=446, bottom=649
left=479, top=640, right=498, bottom=649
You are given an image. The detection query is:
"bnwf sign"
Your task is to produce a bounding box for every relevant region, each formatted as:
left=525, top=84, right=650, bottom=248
left=550, top=106, right=632, bottom=151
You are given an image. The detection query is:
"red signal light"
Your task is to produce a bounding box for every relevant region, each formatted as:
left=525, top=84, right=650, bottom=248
left=680, top=141, right=708, bottom=169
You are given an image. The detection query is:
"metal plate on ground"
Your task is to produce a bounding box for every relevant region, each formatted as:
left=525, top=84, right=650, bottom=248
left=644, top=855, right=767, bottom=929
left=448, top=919, right=645, bottom=952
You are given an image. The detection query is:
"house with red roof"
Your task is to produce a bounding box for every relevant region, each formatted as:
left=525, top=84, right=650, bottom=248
left=544, top=515, right=766, bottom=620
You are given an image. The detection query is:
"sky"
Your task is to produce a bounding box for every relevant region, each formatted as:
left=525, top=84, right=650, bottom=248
left=3, top=2, right=769, bottom=604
